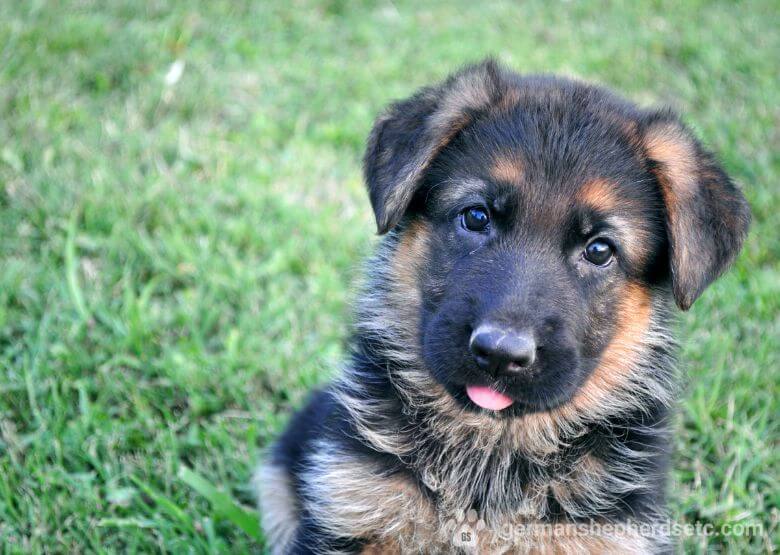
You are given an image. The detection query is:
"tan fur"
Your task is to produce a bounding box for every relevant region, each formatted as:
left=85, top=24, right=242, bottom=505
left=568, top=281, right=652, bottom=415
left=490, top=152, right=525, bottom=184
left=576, top=178, right=621, bottom=212
left=254, top=463, right=299, bottom=554
left=391, top=220, right=430, bottom=305
left=304, top=444, right=438, bottom=550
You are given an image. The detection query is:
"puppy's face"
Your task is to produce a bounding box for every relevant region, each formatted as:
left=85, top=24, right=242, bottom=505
left=417, top=117, right=666, bottom=414
left=363, top=62, right=749, bottom=416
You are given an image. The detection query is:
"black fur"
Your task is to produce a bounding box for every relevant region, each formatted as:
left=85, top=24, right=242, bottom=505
left=257, top=60, right=750, bottom=554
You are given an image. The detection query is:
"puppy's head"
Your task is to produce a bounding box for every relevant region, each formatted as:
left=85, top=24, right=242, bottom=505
left=363, top=60, right=749, bottom=416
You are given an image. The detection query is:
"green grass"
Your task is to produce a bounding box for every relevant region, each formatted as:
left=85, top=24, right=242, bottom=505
left=0, top=0, right=777, bottom=552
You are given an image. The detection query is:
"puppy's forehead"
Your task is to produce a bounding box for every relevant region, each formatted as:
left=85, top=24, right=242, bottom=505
left=463, top=110, right=651, bottom=204
left=453, top=89, right=647, bottom=191
left=489, top=151, right=524, bottom=185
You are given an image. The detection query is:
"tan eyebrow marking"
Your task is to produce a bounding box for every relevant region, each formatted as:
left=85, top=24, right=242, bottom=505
left=435, top=178, right=488, bottom=205
left=490, top=152, right=524, bottom=184
left=576, top=178, right=621, bottom=212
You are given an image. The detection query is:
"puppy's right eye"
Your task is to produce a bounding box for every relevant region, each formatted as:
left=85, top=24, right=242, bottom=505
left=584, top=238, right=614, bottom=266
left=461, top=206, right=490, bottom=232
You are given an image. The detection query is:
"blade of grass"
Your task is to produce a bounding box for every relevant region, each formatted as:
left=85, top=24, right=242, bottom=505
left=65, top=209, right=90, bottom=322
left=130, top=475, right=198, bottom=537
left=178, top=466, right=262, bottom=541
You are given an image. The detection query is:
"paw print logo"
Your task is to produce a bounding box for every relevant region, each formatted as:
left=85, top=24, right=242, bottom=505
left=444, top=509, right=486, bottom=550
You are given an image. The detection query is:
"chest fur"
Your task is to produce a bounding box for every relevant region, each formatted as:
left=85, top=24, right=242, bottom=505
left=304, top=447, right=652, bottom=554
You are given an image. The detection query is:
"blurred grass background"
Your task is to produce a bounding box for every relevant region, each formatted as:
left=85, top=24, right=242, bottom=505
left=0, top=0, right=777, bottom=552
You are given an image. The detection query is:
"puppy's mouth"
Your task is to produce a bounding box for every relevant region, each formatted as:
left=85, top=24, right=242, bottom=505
left=465, top=385, right=514, bottom=411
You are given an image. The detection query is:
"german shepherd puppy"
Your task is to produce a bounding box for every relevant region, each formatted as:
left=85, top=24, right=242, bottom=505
left=255, top=60, right=750, bottom=554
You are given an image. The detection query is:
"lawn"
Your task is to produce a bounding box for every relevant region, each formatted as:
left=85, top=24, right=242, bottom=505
left=0, top=0, right=777, bottom=552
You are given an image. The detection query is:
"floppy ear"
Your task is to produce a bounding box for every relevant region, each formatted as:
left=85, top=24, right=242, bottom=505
left=363, top=59, right=516, bottom=234
left=642, top=111, right=751, bottom=310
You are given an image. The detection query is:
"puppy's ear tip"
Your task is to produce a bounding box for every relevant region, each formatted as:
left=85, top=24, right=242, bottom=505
left=674, top=296, right=694, bottom=311
left=672, top=280, right=703, bottom=311
left=373, top=212, right=394, bottom=235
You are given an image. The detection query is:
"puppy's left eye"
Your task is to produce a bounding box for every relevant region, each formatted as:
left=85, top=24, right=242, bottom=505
left=461, top=206, right=490, bottom=232
left=584, top=239, right=614, bottom=266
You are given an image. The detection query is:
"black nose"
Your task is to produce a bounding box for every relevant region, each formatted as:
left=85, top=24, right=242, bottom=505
left=469, top=325, right=536, bottom=376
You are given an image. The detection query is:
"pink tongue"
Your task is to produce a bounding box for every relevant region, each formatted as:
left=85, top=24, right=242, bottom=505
left=466, top=385, right=514, bottom=411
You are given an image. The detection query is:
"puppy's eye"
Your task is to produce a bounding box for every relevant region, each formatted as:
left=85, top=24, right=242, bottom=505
left=461, top=206, right=490, bottom=232
left=584, top=239, right=613, bottom=266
